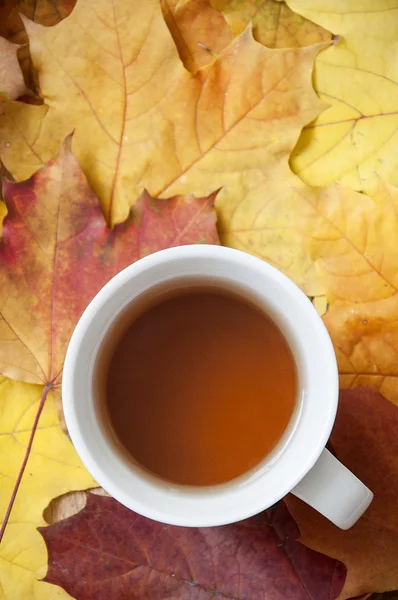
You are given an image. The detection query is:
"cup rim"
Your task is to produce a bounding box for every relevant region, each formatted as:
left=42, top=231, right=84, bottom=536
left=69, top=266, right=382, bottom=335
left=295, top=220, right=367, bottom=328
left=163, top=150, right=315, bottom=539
left=63, top=245, right=339, bottom=526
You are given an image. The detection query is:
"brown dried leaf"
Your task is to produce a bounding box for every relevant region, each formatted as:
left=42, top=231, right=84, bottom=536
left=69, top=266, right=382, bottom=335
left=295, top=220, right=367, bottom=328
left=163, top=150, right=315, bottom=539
left=286, top=388, right=398, bottom=599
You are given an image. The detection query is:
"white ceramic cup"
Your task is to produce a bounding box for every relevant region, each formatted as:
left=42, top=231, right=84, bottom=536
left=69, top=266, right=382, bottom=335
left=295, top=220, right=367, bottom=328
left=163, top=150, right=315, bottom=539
left=63, top=245, right=373, bottom=530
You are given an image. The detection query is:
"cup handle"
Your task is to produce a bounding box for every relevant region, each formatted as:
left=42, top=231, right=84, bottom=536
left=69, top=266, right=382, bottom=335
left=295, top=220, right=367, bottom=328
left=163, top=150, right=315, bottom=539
left=291, top=448, right=373, bottom=529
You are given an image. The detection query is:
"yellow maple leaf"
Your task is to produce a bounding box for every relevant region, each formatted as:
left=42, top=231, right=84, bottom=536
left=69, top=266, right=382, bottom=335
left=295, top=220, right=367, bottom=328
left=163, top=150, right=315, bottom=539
left=308, top=181, right=398, bottom=404
left=212, top=0, right=332, bottom=48
left=0, top=376, right=95, bottom=600
left=288, top=0, right=398, bottom=194
left=219, top=160, right=398, bottom=404
left=322, top=188, right=398, bottom=403
left=0, top=0, right=327, bottom=225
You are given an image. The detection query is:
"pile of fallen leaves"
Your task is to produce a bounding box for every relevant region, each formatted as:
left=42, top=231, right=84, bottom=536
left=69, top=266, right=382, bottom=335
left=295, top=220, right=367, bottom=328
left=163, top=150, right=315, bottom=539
left=0, top=0, right=398, bottom=599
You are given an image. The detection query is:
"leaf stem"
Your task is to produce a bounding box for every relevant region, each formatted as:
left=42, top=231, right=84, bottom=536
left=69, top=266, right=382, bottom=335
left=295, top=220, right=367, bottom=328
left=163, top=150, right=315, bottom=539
left=0, top=382, right=53, bottom=544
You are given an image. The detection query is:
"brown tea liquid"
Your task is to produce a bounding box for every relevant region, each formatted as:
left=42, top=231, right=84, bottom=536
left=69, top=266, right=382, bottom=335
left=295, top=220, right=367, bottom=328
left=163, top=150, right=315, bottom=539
left=103, top=288, right=297, bottom=486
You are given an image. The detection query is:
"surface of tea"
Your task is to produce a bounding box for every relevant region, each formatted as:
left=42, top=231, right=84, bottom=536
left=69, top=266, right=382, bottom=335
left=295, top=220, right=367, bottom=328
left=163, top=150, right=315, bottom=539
left=104, top=288, right=297, bottom=486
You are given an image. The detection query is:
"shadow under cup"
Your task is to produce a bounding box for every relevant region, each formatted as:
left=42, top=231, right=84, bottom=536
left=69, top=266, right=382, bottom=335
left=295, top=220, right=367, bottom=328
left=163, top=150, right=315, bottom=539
left=92, top=275, right=304, bottom=491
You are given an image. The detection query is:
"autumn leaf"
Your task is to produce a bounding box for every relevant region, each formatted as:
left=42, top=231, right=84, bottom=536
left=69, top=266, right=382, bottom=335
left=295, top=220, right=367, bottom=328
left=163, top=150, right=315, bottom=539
left=39, top=494, right=346, bottom=600
left=212, top=0, right=332, bottom=48
left=0, top=376, right=95, bottom=600
left=0, top=0, right=327, bottom=225
left=287, top=0, right=398, bottom=194
left=161, top=0, right=234, bottom=72
left=308, top=181, right=398, bottom=403
left=0, top=0, right=76, bottom=92
left=0, top=37, right=29, bottom=99
left=0, top=136, right=218, bottom=549
left=303, top=181, right=398, bottom=403
left=161, top=0, right=331, bottom=73
left=0, top=136, right=218, bottom=389
left=286, top=388, right=398, bottom=599
left=0, top=3, right=395, bottom=599
left=218, top=160, right=398, bottom=403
